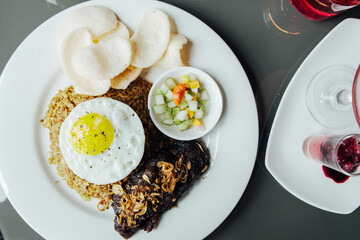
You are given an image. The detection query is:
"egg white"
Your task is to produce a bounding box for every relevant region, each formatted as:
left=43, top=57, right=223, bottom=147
left=59, top=97, right=145, bottom=185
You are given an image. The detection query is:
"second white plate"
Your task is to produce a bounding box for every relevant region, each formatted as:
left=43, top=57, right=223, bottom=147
left=265, top=18, right=360, bottom=214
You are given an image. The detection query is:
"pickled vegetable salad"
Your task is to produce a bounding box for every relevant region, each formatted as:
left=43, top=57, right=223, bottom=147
left=152, top=73, right=210, bottom=131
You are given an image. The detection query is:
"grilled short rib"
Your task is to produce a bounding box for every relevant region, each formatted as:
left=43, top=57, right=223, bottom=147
left=111, top=140, right=210, bottom=239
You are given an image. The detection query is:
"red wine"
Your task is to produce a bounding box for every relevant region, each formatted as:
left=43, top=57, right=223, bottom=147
left=290, top=0, right=360, bottom=20
left=322, top=166, right=349, bottom=183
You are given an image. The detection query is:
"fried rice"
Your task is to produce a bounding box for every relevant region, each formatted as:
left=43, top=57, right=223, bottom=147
left=40, top=78, right=170, bottom=211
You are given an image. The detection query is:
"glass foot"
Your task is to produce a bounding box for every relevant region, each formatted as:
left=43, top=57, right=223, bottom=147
left=306, top=65, right=356, bottom=129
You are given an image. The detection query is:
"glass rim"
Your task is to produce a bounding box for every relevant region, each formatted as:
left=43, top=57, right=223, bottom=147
left=352, top=64, right=360, bottom=128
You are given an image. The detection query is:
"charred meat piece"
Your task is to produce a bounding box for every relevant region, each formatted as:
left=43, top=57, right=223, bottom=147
left=111, top=140, right=210, bottom=239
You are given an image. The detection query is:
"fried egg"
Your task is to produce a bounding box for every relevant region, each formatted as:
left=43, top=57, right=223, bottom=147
left=59, top=97, right=145, bottom=185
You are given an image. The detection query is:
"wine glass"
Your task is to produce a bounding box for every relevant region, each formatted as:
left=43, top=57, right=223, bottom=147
left=263, top=0, right=360, bottom=37
left=289, top=0, right=360, bottom=21
left=306, top=64, right=360, bottom=129
left=263, top=0, right=315, bottom=36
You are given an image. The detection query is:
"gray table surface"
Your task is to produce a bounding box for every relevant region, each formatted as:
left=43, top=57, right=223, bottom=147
left=1, top=0, right=360, bottom=239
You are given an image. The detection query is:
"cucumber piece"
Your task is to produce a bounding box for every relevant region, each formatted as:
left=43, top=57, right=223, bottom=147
left=194, top=108, right=204, bottom=119
left=165, top=107, right=172, bottom=114
left=165, top=90, right=173, bottom=102
left=179, top=99, right=188, bottom=110
left=174, top=118, right=182, bottom=125
left=161, top=111, right=172, bottom=120
left=155, top=94, right=165, bottom=105
left=188, top=100, right=198, bottom=112
left=175, top=110, right=188, bottom=121
left=160, top=83, right=169, bottom=94
left=153, top=104, right=166, bottom=114
left=177, top=119, right=193, bottom=131
left=199, top=89, right=210, bottom=101
left=162, top=118, right=174, bottom=126
left=185, top=92, right=194, bottom=102
left=199, top=100, right=208, bottom=105
left=165, top=77, right=176, bottom=89
left=167, top=101, right=177, bottom=108
left=155, top=87, right=162, bottom=95
left=171, top=107, right=180, bottom=116
left=189, top=73, right=198, bottom=81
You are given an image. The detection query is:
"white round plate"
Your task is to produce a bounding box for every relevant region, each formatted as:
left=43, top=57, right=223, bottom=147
left=0, top=0, right=258, bottom=239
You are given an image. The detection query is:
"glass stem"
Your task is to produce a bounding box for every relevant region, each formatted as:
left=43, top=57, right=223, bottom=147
left=336, top=89, right=352, bottom=106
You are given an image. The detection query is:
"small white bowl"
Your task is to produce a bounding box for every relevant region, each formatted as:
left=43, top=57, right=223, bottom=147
left=148, top=66, right=223, bottom=141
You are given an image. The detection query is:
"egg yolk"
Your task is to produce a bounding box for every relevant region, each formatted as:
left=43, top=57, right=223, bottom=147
left=69, top=113, right=114, bottom=155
